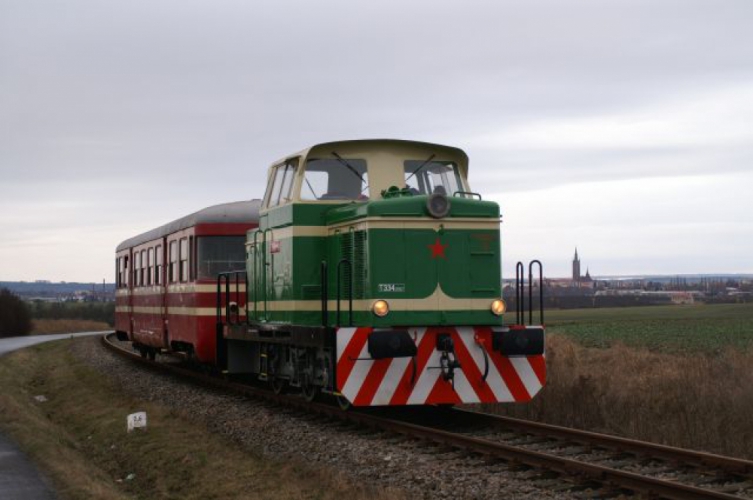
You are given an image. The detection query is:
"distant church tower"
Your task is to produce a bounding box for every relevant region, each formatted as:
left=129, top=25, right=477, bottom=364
left=572, top=248, right=581, bottom=282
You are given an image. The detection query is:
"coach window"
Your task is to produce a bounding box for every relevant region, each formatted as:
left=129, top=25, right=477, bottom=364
left=119, top=257, right=127, bottom=288
left=140, top=250, right=146, bottom=287
left=169, top=241, right=178, bottom=283
left=189, top=236, right=195, bottom=280
left=147, top=248, right=154, bottom=286
left=179, top=238, right=189, bottom=282
left=133, top=252, right=140, bottom=287
left=155, top=245, right=162, bottom=285
left=197, top=236, right=246, bottom=279
left=120, top=257, right=125, bottom=288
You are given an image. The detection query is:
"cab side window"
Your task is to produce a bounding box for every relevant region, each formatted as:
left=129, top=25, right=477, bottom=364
left=264, top=160, right=298, bottom=208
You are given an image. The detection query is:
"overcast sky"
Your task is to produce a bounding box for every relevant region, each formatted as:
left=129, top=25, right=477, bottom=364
left=1, top=0, right=752, bottom=282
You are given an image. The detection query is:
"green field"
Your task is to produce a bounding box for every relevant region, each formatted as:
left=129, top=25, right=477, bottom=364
left=544, top=303, right=753, bottom=353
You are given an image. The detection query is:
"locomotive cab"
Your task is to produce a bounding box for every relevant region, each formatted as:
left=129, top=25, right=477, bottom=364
left=223, top=139, right=546, bottom=407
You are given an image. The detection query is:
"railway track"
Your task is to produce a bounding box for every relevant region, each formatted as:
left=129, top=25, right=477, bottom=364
left=102, top=333, right=753, bottom=499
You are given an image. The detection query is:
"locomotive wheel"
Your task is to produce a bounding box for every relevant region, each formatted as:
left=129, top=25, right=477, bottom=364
left=336, top=394, right=352, bottom=411
left=301, top=382, right=318, bottom=402
left=271, top=377, right=287, bottom=395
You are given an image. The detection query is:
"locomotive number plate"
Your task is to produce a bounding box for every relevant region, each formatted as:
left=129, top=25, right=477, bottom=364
left=378, top=283, right=405, bottom=293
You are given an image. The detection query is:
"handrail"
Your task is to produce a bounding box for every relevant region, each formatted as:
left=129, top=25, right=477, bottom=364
left=216, top=270, right=248, bottom=326
left=262, top=229, right=272, bottom=321
left=453, top=191, right=482, bottom=200
left=515, top=261, right=524, bottom=325
left=528, top=260, right=544, bottom=325
left=320, top=261, right=328, bottom=327
left=336, top=258, right=353, bottom=327
left=251, top=231, right=260, bottom=320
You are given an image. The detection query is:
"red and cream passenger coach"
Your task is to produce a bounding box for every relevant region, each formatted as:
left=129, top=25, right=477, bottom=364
left=115, top=200, right=260, bottom=362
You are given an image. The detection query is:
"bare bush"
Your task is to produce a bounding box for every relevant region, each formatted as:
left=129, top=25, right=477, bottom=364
left=482, top=334, right=753, bottom=459
left=0, top=288, right=32, bottom=337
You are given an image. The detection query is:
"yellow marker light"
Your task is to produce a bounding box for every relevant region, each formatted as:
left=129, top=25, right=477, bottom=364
left=491, top=299, right=506, bottom=316
left=372, top=300, right=390, bottom=317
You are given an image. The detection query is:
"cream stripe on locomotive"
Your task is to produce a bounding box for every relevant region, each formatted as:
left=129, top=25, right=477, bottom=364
left=253, top=284, right=494, bottom=313
left=328, top=217, right=500, bottom=234
left=251, top=217, right=500, bottom=244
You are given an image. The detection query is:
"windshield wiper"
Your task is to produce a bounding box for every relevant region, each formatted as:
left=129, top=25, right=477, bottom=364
left=304, top=177, right=319, bottom=199
left=332, top=151, right=364, bottom=183
left=404, top=154, right=436, bottom=184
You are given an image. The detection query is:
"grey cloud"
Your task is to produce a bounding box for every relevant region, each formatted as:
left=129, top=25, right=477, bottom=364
left=1, top=0, right=752, bottom=280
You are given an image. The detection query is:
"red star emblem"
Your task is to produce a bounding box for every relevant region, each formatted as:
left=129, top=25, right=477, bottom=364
left=428, top=237, right=448, bottom=259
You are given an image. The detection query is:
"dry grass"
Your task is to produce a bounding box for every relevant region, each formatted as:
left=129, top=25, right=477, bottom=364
left=482, top=334, right=753, bottom=459
left=31, top=319, right=111, bottom=335
left=0, top=340, right=404, bottom=500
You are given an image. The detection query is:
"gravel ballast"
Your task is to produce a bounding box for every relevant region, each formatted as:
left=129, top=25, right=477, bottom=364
left=72, top=337, right=578, bottom=499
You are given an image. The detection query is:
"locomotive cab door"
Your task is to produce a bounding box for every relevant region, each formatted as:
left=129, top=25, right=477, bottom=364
left=254, top=158, right=299, bottom=323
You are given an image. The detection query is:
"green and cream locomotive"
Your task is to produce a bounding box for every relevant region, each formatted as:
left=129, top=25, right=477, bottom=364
left=220, top=139, right=545, bottom=407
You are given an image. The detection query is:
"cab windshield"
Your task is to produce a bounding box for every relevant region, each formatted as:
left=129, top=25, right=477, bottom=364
left=404, top=160, right=465, bottom=196
left=301, top=158, right=368, bottom=201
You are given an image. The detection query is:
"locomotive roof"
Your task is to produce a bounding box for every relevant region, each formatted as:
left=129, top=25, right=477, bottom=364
left=116, top=200, right=261, bottom=251
left=272, top=139, right=469, bottom=167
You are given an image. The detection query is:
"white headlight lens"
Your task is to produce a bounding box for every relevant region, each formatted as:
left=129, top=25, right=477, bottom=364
left=372, top=300, right=390, bottom=317
left=491, top=299, right=506, bottom=316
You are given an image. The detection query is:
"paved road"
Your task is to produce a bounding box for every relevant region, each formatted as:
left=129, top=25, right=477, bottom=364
left=0, top=330, right=110, bottom=499
left=0, top=331, right=108, bottom=357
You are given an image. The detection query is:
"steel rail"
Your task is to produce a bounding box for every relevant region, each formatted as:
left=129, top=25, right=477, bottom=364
left=100, top=334, right=751, bottom=500
left=449, top=407, right=753, bottom=476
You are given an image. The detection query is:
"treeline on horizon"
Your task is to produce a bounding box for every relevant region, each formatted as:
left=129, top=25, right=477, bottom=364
left=0, top=288, right=114, bottom=338
left=503, top=293, right=753, bottom=311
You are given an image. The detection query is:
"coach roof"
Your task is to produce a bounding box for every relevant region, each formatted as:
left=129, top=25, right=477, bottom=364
left=116, top=200, right=261, bottom=251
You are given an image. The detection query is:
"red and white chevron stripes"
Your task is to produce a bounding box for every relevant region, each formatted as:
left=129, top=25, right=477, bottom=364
left=336, top=326, right=546, bottom=406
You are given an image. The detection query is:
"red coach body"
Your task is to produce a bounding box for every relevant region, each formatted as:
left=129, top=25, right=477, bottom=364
left=115, top=201, right=260, bottom=362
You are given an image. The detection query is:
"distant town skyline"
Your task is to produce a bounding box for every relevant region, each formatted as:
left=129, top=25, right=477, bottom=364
left=2, top=1, right=752, bottom=282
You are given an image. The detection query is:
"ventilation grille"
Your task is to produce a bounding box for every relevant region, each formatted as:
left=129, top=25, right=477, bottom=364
left=339, top=230, right=367, bottom=300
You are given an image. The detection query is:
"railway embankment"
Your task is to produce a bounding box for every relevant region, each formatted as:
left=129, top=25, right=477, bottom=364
left=4, top=315, right=752, bottom=499
left=0, top=338, right=406, bottom=500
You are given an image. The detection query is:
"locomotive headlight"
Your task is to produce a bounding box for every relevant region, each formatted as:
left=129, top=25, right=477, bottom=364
left=426, top=193, right=451, bottom=218
left=491, top=299, right=506, bottom=316
left=372, top=300, right=390, bottom=317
